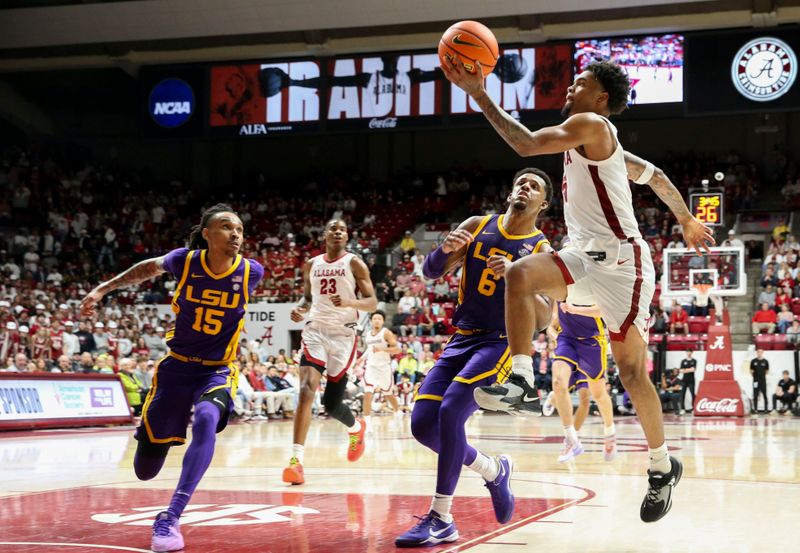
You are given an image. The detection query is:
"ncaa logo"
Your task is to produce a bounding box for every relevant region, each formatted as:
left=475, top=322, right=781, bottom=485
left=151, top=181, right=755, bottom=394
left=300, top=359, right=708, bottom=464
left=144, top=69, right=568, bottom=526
left=731, top=37, right=797, bottom=102
left=149, top=78, right=195, bottom=128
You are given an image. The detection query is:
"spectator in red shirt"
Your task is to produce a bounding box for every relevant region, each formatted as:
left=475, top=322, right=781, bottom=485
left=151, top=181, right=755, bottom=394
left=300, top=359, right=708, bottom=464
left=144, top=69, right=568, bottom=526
left=752, top=302, right=778, bottom=334
left=400, top=307, right=421, bottom=337
left=775, top=289, right=792, bottom=311
left=669, top=301, right=689, bottom=334
left=417, top=305, right=436, bottom=336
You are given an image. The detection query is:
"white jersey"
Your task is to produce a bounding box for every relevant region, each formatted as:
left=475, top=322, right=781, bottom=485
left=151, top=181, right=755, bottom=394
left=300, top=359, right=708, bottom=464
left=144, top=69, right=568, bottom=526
left=309, top=252, right=359, bottom=327
left=364, top=327, right=392, bottom=368
left=562, top=117, right=641, bottom=253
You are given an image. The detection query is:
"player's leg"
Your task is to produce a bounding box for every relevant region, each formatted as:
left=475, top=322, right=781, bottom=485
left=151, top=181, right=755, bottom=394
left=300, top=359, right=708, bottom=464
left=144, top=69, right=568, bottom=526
left=573, top=386, right=591, bottom=431
left=362, top=389, right=374, bottom=428
left=552, top=359, right=584, bottom=463
left=474, top=253, right=571, bottom=412
left=283, top=364, right=322, bottom=485
left=587, top=377, right=617, bottom=461
left=323, top=332, right=366, bottom=461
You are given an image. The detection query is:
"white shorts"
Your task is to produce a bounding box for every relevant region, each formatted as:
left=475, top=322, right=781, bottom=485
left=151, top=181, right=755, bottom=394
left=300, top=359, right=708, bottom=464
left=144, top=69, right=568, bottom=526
left=364, top=362, right=393, bottom=393
left=554, top=238, right=655, bottom=342
left=301, top=321, right=358, bottom=382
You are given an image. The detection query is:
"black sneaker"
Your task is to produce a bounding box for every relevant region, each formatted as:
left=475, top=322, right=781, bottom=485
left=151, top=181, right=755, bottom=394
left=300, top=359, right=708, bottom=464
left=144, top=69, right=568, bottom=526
left=640, top=456, right=683, bottom=523
left=474, top=373, right=540, bottom=413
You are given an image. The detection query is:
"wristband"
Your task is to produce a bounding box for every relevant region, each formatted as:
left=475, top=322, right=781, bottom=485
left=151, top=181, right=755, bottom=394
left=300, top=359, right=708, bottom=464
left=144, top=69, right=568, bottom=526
left=422, top=247, right=448, bottom=279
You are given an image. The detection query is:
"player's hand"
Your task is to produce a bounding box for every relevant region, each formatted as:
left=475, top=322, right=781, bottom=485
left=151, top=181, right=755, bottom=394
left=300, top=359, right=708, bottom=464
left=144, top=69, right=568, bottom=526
left=330, top=294, right=351, bottom=308
left=290, top=305, right=309, bottom=322
left=79, top=288, right=105, bottom=317
left=487, top=255, right=511, bottom=278
left=441, top=229, right=474, bottom=254
left=559, top=303, right=572, bottom=314
left=440, top=54, right=485, bottom=98
left=681, top=216, right=715, bottom=256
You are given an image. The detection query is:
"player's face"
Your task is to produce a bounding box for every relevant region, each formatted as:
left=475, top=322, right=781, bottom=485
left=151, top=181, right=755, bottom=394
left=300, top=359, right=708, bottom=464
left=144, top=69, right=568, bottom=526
left=508, top=174, right=548, bottom=212
left=204, top=212, right=244, bottom=257
left=325, top=221, right=348, bottom=248
left=562, top=71, right=607, bottom=117
left=371, top=314, right=384, bottom=330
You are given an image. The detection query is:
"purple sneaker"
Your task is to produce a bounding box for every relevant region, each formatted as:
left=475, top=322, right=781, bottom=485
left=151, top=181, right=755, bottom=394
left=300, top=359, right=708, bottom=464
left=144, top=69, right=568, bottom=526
left=151, top=511, right=184, bottom=552
left=484, top=454, right=515, bottom=523
left=395, top=511, right=459, bottom=547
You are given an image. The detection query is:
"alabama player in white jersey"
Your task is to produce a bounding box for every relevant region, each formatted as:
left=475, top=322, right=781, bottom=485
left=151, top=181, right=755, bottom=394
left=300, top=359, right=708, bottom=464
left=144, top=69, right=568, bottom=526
left=283, top=219, right=378, bottom=486
left=354, top=310, right=401, bottom=431
left=443, top=58, right=714, bottom=523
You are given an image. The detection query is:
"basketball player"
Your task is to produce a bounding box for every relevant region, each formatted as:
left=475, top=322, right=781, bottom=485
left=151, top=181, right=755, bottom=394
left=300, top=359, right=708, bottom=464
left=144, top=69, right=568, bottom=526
left=395, top=169, right=553, bottom=547
left=354, top=310, right=402, bottom=430
left=282, top=219, right=378, bottom=486
left=80, top=204, right=263, bottom=552
left=443, top=58, right=714, bottom=522
left=545, top=285, right=617, bottom=463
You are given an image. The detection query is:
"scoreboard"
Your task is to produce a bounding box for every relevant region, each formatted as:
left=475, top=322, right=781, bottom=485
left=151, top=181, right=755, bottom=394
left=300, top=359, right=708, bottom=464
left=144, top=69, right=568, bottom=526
left=689, top=190, right=724, bottom=227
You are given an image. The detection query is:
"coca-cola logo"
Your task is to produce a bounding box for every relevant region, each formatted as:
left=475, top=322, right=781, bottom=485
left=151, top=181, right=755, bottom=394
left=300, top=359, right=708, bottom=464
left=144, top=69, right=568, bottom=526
left=705, top=363, right=732, bottom=372
left=696, top=397, right=739, bottom=413
left=368, top=117, right=397, bottom=129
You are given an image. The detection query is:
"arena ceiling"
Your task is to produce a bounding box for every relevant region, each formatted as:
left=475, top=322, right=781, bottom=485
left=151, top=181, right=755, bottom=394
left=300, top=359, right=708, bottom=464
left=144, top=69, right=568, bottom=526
left=0, top=0, right=798, bottom=72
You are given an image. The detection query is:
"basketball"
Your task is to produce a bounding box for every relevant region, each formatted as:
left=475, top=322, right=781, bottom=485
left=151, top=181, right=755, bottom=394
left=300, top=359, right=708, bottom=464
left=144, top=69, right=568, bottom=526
left=438, top=20, right=499, bottom=77
left=494, top=52, right=528, bottom=83
left=258, top=67, right=286, bottom=98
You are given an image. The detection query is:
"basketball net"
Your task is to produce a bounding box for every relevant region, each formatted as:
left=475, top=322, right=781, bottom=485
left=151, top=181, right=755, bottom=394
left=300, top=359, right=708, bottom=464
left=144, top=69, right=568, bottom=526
left=694, top=284, right=713, bottom=307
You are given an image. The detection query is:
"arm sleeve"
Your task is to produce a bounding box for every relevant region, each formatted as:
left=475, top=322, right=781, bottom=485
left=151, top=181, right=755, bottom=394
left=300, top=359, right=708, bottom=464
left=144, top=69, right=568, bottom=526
left=162, top=248, right=190, bottom=278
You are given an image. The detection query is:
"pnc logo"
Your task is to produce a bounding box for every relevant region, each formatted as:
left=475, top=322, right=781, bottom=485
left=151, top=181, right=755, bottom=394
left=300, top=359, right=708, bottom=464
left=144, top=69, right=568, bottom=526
left=149, top=78, right=195, bottom=128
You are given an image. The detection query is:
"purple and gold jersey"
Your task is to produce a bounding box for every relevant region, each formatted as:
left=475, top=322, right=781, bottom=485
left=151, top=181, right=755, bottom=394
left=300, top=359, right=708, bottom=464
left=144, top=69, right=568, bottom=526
left=162, top=248, right=264, bottom=364
left=451, top=214, right=549, bottom=331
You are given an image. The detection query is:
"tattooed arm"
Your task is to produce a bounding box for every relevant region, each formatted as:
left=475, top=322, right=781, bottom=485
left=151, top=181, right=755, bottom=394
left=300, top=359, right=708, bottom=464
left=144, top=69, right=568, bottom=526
left=624, top=151, right=715, bottom=255
left=80, top=256, right=167, bottom=316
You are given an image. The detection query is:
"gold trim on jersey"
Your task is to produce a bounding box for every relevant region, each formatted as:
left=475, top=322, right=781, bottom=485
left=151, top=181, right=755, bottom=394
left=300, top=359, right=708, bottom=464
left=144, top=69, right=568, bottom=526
left=454, top=347, right=511, bottom=385
left=205, top=364, right=239, bottom=398
left=415, top=393, right=443, bottom=402
left=168, top=350, right=230, bottom=366
left=458, top=215, right=493, bottom=305
left=220, top=259, right=251, bottom=364
left=171, top=250, right=196, bottom=315
left=141, top=356, right=187, bottom=445
left=533, top=239, right=550, bottom=253
left=200, top=250, right=243, bottom=280
left=497, top=215, right=544, bottom=240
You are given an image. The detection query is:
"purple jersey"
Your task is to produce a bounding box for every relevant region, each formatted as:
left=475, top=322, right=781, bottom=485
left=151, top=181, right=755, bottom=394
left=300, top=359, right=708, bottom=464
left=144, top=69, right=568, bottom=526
left=162, top=248, right=264, bottom=364
left=558, top=305, right=604, bottom=341
left=452, top=214, right=549, bottom=331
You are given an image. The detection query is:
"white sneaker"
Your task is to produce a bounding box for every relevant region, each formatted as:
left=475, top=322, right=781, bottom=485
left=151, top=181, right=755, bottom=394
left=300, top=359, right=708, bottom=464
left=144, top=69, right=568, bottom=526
left=603, top=433, right=617, bottom=462
left=542, top=391, right=555, bottom=416
left=557, top=439, right=584, bottom=463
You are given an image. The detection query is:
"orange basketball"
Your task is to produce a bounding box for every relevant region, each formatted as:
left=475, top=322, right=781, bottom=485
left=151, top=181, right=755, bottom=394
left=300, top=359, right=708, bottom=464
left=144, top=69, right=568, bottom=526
left=438, top=20, right=499, bottom=77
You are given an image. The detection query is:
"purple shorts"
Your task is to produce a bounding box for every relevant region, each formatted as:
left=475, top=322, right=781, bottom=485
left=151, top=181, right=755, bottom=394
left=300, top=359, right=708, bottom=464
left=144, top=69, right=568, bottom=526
left=135, top=355, right=238, bottom=446
left=554, top=334, right=607, bottom=385
left=569, top=370, right=588, bottom=392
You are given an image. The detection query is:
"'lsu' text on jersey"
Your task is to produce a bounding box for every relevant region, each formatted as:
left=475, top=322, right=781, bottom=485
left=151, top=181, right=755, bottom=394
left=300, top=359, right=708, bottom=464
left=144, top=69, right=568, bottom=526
left=452, top=214, right=549, bottom=331
left=163, top=248, right=264, bottom=365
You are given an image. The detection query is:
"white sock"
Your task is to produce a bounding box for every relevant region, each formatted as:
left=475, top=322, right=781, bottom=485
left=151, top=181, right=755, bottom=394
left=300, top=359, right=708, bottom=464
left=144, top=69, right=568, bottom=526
left=468, top=452, right=500, bottom=482
left=347, top=419, right=362, bottom=434
left=603, top=423, right=616, bottom=437
left=291, top=443, right=305, bottom=463
left=511, top=354, right=534, bottom=387
left=430, top=494, right=454, bottom=522
left=363, top=414, right=371, bottom=426
left=648, top=443, right=671, bottom=474
left=564, top=425, right=579, bottom=444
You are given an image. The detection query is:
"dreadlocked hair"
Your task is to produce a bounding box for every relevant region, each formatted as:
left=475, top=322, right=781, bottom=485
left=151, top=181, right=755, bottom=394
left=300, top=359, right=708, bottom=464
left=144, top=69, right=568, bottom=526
left=187, top=203, right=236, bottom=250
left=586, top=61, right=631, bottom=115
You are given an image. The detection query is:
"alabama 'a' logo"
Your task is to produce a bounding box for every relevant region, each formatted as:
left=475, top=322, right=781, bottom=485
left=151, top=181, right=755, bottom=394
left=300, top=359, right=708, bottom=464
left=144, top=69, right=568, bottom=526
left=731, top=37, right=797, bottom=102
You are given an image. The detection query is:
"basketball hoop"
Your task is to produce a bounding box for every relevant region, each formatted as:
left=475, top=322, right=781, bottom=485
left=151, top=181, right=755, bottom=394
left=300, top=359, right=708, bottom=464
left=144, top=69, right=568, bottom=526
left=694, top=283, right=713, bottom=307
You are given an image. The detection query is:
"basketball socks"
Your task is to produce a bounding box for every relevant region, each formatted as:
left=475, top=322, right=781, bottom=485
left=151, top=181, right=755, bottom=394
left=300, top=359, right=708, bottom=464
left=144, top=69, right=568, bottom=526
left=467, top=451, right=500, bottom=482
left=167, top=401, right=219, bottom=519
left=564, top=425, right=579, bottom=444
left=430, top=494, right=454, bottom=522
left=347, top=419, right=362, bottom=434
left=511, top=354, right=535, bottom=387
left=292, top=444, right=305, bottom=463
left=603, top=423, right=616, bottom=437
left=648, top=443, right=671, bottom=474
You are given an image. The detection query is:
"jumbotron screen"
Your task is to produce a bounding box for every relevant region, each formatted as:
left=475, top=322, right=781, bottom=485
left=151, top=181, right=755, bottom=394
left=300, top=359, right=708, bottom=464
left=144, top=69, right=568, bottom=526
left=574, top=34, right=684, bottom=105
left=209, top=60, right=322, bottom=135
left=325, top=52, right=444, bottom=130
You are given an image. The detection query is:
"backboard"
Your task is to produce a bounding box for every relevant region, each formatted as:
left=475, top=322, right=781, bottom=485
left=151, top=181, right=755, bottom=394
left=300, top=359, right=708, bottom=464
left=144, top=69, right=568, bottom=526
left=662, top=246, right=746, bottom=297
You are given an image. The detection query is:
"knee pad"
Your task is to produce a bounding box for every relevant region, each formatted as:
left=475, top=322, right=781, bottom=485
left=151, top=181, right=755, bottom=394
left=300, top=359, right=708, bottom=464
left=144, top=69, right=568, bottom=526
left=198, top=387, right=231, bottom=418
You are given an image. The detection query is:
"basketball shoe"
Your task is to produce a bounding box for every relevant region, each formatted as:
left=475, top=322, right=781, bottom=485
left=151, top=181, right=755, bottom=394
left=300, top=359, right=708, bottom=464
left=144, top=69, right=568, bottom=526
left=541, top=391, right=555, bottom=416
left=474, top=373, right=540, bottom=413
left=603, top=433, right=617, bottom=462
left=640, top=456, right=683, bottom=522
left=484, top=455, right=515, bottom=523
left=282, top=457, right=305, bottom=485
left=557, top=439, right=584, bottom=463
left=151, top=511, right=184, bottom=552
left=347, top=417, right=366, bottom=462
left=395, top=511, right=459, bottom=547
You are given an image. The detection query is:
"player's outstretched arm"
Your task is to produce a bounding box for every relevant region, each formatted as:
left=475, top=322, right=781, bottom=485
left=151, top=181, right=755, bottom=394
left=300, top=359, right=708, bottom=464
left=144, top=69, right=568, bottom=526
left=423, top=216, right=485, bottom=280
left=441, top=56, right=602, bottom=156
left=291, top=260, right=313, bottom=322
left=331, top=257, right=378, bottom=312
left=624, top=151, right=715, bottom=256
left=80, top=256, right=166, bottom=316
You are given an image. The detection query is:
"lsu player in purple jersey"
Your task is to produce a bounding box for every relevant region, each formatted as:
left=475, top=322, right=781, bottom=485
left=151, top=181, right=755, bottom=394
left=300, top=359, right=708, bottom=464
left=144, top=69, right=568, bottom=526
left=395, top=169, right=553, bottom=548
left=80, top=204, right=264, bottom=552
left=544, top=276, right=617, bottom=464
